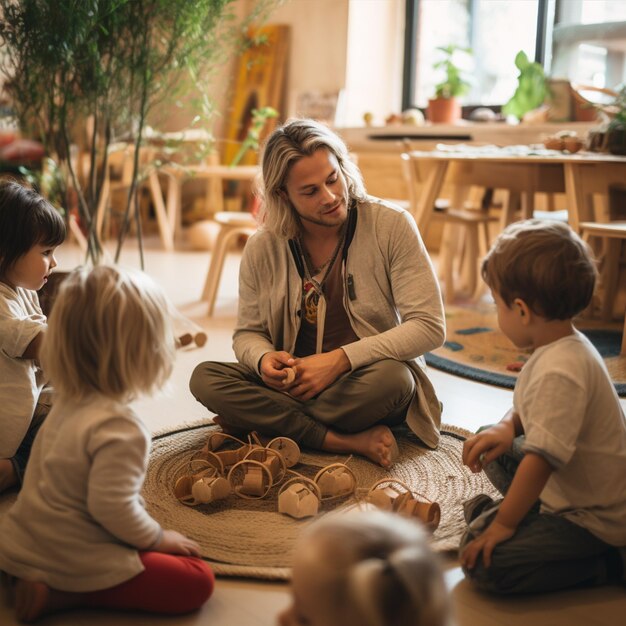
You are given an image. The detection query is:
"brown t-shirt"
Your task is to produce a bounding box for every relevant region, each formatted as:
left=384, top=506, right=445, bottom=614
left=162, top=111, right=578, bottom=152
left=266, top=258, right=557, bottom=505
left=294, top=257, right=359, bottom=357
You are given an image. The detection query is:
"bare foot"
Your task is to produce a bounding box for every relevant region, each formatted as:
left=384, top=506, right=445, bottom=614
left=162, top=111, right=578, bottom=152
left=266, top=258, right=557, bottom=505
left=212, top=415, right=244, bottom=437
left=14, top=579, right=82, bottom=622
left=0, top=460, right=18, bottom=494
left=210, top=417, right=273, bottom=447
left=323, top=425, right=399, bottom=468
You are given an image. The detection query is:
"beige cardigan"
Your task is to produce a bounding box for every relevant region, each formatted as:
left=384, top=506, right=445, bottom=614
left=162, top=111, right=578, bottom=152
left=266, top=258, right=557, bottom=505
left=233, top=197, right=446, bottom=448
left=0, top=395, right=161, bottom=592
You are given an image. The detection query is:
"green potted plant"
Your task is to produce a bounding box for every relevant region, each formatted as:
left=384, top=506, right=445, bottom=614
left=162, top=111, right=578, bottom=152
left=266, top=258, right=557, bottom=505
left=502, top=50, right=547, bottom=121
left=427, top=45, right=472, bottom=124
left=0, top=0, right=275, bottom=266
left=605, top=85, right=626, bottom=155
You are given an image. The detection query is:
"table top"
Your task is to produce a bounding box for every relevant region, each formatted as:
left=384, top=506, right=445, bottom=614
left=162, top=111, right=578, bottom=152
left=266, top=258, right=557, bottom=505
left=164, top=162, right=259, bottom=180
left=408, top=144, right=626, bottom=165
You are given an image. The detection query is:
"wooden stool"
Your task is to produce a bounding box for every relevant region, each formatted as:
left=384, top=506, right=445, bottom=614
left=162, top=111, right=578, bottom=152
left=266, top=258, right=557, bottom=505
left=401, top=152, right=498, bottom=303
left=579, top=221, right=626, bottom=355
left=201, top=211, right=257, bottom=316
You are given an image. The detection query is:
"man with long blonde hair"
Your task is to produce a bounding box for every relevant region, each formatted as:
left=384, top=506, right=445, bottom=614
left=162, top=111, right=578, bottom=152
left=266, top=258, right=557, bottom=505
left=191, top=119, right=445, bottom=465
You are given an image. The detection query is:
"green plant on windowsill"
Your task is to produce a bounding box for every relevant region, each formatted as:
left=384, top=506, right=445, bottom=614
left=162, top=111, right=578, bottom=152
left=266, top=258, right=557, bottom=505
left=428, top=45, right=472, bottom=124
left=433, top=45, right=472, bottom=100
left=502, top=50, right=547, bottom=121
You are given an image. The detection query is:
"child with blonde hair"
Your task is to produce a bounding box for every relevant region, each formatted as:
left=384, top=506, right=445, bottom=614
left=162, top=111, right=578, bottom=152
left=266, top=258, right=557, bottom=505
left=0, top=265, right=214, bottom=621
left=0, top=181, right=65, bottom=493
left=460, top=219, right=626, bottom=593
left=278, top=510, right=453, bottom=626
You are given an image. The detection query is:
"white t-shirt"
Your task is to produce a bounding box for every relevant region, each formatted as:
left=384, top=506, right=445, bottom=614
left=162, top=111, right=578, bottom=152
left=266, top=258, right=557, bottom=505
left=0, top=395, right=162, bottom=592
left=514, top=331, right=626, bottom=546
left=0, top=283, right=46, bottom=457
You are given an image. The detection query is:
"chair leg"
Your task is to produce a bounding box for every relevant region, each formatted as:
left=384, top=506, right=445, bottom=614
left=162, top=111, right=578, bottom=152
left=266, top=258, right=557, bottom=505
left=621, top=310, right=626, bottom=356
left=440, top=223, right=459, bottom=304
left=461, top=224, right=479, bottom=296
left=601, top=239, right=620, bottom=321
left=201, top=227, right=244, bottom=316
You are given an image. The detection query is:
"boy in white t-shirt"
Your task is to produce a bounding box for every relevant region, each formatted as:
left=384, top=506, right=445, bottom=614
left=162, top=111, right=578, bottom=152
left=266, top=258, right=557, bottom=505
left=460, top=219, right=626, bottom=594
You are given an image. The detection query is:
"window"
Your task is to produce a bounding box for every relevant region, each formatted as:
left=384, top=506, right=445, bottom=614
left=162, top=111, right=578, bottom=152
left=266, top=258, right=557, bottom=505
left=410, top=0, right=539, bottom=108
left=552, top=1, right=626, bottom=90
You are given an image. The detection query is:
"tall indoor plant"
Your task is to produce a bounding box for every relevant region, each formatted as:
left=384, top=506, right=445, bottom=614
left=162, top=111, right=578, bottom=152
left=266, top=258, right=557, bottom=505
left=0, top=0, right=275, bottom=266
left=427, top=45, right=472, bottom=124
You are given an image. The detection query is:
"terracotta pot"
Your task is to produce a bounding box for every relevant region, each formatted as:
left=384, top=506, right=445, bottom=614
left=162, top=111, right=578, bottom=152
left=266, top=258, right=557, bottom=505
left=427, top=97, right=461, bottom=124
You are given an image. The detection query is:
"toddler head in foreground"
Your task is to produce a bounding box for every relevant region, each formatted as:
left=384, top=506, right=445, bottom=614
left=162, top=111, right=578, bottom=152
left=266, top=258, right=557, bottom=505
left=279, top=510, right=453, bottom=626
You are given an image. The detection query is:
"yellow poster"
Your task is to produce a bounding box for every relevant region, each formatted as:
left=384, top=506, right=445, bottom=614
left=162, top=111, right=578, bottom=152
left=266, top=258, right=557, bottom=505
left=223, top=24, right=290, bottom=166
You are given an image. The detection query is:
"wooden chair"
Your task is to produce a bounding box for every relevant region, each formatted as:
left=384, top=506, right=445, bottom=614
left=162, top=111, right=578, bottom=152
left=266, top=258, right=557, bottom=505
left=401, top=151, right=498, bottom=303
left=201, top=211, right=258, bottom=316
left=578, top=221, right=626, bottom=355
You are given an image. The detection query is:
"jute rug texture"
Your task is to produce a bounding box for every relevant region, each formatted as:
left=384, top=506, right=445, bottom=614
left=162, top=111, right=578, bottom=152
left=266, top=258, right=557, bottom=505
left=142, top=422, right=499, bottom=580
left=425, top=304, right=626, bottom=396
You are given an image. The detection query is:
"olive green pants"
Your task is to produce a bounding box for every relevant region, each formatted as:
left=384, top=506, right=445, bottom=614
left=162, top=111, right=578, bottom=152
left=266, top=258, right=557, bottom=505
left=189, top=359, right=415, bottom=449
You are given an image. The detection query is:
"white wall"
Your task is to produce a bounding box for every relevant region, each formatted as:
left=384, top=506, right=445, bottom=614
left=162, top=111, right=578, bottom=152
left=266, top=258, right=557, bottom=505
left=157, top=0, right=405, bottom=133
left=343, top=0, right=404, bottom=127
left=268, top=0, right=350, bottom=121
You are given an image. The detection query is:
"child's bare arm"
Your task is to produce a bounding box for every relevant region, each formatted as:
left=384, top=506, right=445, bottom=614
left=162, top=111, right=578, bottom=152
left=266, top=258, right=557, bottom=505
left=20, top=330, right=44, bottom=362
left=462, top=408, right=522, bottom=472
left=461, top=452, right=553, bottom=569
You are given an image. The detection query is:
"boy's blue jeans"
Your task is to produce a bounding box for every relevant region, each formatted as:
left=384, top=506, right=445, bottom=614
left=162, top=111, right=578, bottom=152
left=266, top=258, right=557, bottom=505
left=459, top=435, right=623, bottom=594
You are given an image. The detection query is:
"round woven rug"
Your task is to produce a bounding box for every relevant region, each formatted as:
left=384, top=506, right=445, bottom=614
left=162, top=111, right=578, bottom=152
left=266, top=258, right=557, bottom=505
left=425, top=304, right=626, bottom=397
left=142, top=421, right=499, bottom=580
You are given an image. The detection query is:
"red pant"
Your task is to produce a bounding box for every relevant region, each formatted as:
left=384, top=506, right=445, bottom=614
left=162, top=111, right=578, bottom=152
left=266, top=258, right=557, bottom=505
left=85, top=552, right=214, bottom=614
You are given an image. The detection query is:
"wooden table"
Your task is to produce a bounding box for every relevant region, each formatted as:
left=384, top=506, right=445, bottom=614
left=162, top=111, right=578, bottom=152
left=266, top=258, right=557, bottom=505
left=408, top=149, right=626, bottom=233
left=153, top=161, right=259, bottom=248
left=407, top=148, right=626, bottom=302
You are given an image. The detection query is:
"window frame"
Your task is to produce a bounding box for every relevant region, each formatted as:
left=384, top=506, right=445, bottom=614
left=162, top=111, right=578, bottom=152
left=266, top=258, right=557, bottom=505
left=401, top=0, right=550, bottom=110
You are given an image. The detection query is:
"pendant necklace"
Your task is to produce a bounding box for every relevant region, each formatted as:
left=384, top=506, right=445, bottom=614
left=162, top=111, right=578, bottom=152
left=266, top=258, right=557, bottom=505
left=298, top=227, right=346, bottom=325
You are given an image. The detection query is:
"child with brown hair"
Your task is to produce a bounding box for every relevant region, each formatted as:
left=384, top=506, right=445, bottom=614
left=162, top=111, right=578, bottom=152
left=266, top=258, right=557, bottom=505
left=278, top=510, right=454, bottom=626
left=0, top=181, right=65, bottom=493
left=0, top=265, right=214, bottom=621
left=460, top=219, right=626, bottom=593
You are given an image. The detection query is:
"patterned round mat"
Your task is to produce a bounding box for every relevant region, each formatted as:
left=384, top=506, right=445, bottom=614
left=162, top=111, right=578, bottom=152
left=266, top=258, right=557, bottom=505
left=425, top=304, right=626, bottom=396
left=142, top=421, right=499, bottom=580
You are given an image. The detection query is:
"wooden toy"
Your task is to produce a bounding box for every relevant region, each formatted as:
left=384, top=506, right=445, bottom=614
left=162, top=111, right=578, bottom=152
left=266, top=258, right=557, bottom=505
left=266, top=436, right=300, bottom=467
left=177, top=331, right=208, bottom=348
left=199, top=432, right=262, bottom=475
left=173, top=460, right=231, bottom=506
left=366, top=479, right=441, bottom=531
left=277, top=476, right=321, bottom=519
left=282, top=366, right=296, bottom=385
left=314, top=461, right=357, bottom=500
left=229, top=447, right=287, bottom=498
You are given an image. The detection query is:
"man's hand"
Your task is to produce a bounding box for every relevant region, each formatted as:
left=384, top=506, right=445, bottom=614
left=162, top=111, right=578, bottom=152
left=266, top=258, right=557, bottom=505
left=460, top=519, right=516, bottom=569
left=288, top=349, right=351, bottom=401
left=260, top=351, right=296, bottom=391
left=154, top=529, right=201, bottom=557
left=462, top=420, right=516, bottom=473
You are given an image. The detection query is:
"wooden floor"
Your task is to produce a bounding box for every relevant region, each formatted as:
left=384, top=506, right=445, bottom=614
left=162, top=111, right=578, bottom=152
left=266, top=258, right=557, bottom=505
left=0, top=237, right=624, bottom=625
